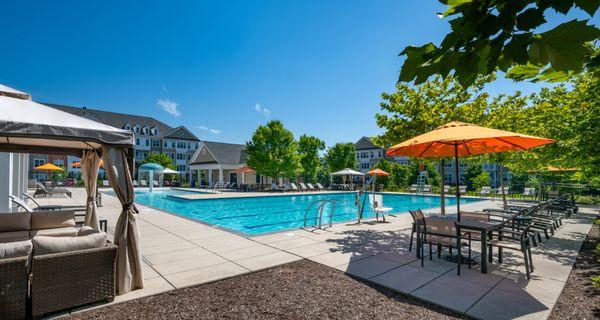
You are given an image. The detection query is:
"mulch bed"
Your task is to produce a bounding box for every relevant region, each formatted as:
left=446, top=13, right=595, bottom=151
left=67, top=259, right=467, bottom=320
left=549, top=219, right=600, bottom=320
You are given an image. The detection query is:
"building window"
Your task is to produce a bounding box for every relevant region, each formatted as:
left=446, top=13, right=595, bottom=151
left=143, top=126, right=149, bottom=135
left=256, top=175, right=261, bottom=184
left=136, top=138, right=140, bottom=145
left=172, top=142, right=176, bottom=148
left=151, top=127, right=158, bottom=136
left=53, top=159, right=64, bottom=167
left=33, top=158, right=45, bottom=168
left=134, top=125, right=140, bottom=134
left=152, top=139, right=160, bottom=147
left=164, top=141, right=168, bottom=148
left=187, top=154, right=191, bottom=160
left=145, top=139, right=150, bottom=146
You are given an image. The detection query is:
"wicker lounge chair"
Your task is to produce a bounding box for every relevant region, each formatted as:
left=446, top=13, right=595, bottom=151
left=30, top=243, right=118, bottom=317
left=0, top=256, right=28, bottom=320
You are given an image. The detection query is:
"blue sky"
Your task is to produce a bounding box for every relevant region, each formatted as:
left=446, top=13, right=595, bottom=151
left=1, top=1, right=596, bottom=146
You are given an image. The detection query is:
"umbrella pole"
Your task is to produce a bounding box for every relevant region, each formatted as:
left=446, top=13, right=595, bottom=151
left=440, top=159, right=445, bottom=215
left=454, top=145, right=460, bottom=220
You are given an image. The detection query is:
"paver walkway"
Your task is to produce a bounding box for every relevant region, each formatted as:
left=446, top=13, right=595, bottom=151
left=35, top=188, right=595, bottom=319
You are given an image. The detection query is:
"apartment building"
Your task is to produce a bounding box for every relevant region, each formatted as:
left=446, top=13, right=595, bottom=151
left=36, top=103, right=200, bottom=179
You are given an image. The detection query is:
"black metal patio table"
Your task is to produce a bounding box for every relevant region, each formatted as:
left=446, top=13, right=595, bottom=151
left=456, top=219, right=503, bottom=274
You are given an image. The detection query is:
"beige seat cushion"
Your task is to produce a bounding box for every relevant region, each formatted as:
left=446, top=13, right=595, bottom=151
left=30, top=210, right=75, bottom=230
left=0, top=231, right=30, bottom=243
left=78, top=226, right=101, bottom=236
left=29, top=227, right=79, bottom=238
left=0, top=240, right=33, bottom=259
left=0, top=212, right=31, bottom=232
left=33, top=232, right=107, bottom=256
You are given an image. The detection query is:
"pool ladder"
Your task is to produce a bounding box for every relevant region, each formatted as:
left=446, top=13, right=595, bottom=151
left=303, top=200, right=337, bottom=230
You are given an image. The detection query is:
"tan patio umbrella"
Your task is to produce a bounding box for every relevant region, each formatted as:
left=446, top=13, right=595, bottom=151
left=387, top=121, right=556, bottom=220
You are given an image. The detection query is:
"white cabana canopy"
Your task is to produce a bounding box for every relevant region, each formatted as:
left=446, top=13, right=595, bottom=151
left=0, top=93, right=133, bottom=155
left=163, top=168, right=180, bottom=174
left=0, top=84, right=142, bottom=295
left=330, top=168, right=365, bottom=176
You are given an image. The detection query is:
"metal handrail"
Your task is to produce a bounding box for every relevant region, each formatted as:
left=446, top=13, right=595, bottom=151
left=303, top=199, right=337, bottom=229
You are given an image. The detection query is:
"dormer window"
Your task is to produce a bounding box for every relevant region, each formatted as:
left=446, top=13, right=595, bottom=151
left=142, top=126, right=149, bottom=135
left=151, top=127, right=158, bottom=136
left=133, top=125, right=140, bottom=134
left=123, top=123, right=131, bottom=130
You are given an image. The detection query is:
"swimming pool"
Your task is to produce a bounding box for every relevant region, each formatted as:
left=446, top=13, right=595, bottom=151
left=130, top=190, right=484, bottom=236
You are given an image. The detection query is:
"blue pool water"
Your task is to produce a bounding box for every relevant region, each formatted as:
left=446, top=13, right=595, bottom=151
left=130, top=190, right=484, bottom=236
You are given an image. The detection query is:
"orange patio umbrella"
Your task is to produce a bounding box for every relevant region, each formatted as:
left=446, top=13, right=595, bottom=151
left=35, top=163, right=64, bottom=182
left=387, top=121, right=556, bottom=220
left=71, top=159, right=105, bottom=169
left=367, top=168, right=389, bottom=198
left=368, top=168, right=390, bottom=176
left=234, top=166, right=255, bottom=173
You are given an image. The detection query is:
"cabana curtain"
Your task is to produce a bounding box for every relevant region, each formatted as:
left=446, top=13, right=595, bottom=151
left=82, top=149, right=102, bottom=230
left=103, top=146, right=143, bottom=294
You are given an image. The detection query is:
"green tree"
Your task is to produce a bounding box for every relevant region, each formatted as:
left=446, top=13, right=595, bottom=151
left=373, top=75, right=492, bottom=148
left=138, top=153, right=175, bottom=170
left=398, top=1, right=600, bottom=87
left=472, top=172, right=491, bottom=191
left=463, top=163, right=484, bottom=191
left=245, top=120, right=299, bottom=180
left=298, top=135, right=326, bottom=183
left=324, top=143, right=358, bottom=172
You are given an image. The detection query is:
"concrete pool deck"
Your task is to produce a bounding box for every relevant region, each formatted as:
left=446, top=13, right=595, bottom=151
left=35, top=188, right=595, bottom=319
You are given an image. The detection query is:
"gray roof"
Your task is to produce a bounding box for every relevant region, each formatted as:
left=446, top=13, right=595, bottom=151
left=44, top=103, right=197, bottom=141
left=355, top=136, right=381, bottom=150
left=164, top=126, right=199, bottom=141
left=192, top=141, right=246, bottom=165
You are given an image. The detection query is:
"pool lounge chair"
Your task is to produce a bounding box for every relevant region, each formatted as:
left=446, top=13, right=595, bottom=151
left=443, top=185, right=450, bottom=193
left=316, top=183, right=326, bottom=190
left=459, top=185, right=467, bottom=194
left=289, top=183, right=300, bottom=192
left=34, top=182, right=72, bottom=198
left=133, top=180, right=138, bottom=187
left=10, top=194, right=86, bottom=213
left=410, top=184, right=418, bottom=193
left=523, top=188, right=536, bottom=198
left=102, top=180, right=110, bottom=187
left=306, top=183, right=317, bottom=191
left=299, top=183, right=308, bottom=192
left=271, top=182, right=284, bottom=192
left=480, top=186, right=492, bottom=197
left=140, top=180, right=148, bottom=187
left=423, top=185, right=432, bottom=193
left=152, top=180, right=159, bottom=188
